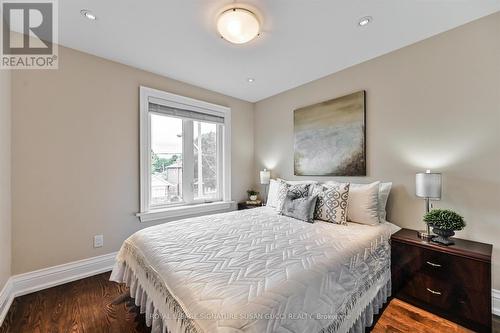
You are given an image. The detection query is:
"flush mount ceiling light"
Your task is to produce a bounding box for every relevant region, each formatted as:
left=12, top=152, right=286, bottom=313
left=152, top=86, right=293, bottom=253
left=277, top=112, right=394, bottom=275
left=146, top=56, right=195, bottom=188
left=246, top=77, right=255, bottom=83
left=358, top=16, right=372, bottom=27
left=217, top=8, right=260, bottom=44
left=81, top=9, right=97, bottom=21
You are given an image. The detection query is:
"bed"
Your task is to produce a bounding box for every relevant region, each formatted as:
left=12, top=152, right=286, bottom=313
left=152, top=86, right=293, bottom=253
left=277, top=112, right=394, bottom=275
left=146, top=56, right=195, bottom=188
left=111, top=206, right=400, bottom=333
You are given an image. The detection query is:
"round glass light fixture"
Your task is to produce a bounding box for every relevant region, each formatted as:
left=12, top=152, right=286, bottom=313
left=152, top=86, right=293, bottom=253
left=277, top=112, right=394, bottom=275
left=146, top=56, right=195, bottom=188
left=81, top=9, right=96, bottom=21
left=217, top=8, right=260, bottom=44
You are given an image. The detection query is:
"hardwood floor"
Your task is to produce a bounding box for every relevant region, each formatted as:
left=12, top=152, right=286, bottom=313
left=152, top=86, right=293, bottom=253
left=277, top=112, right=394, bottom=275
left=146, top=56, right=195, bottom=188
left=371, top=298, right=473, bottom=333
left=0, top=272, right=498, bottom=333
left=0, top=273, right=149, bottom=333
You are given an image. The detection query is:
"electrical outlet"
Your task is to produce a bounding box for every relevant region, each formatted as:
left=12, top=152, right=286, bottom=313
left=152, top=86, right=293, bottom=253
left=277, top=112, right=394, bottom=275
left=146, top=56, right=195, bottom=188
left=94, top=235, right=104, bottom=248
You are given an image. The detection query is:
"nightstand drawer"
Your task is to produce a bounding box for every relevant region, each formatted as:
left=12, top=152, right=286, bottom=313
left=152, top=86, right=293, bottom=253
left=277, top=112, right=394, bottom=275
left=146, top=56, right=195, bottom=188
left=401, top=271, right=491, bottom=329
left=403, top=272, right=455, bottom=310
left=392, top=240, right=489, bottom=293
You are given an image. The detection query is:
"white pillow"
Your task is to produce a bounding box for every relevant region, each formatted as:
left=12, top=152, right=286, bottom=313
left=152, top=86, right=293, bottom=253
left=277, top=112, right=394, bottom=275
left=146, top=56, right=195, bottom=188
left=347, top=181, right=380, bottom=225
left=377, top=182, right=392, bottom=221
left=325, top=181, right=392, bottom=223
left=266, top=179, right=281, bottom=208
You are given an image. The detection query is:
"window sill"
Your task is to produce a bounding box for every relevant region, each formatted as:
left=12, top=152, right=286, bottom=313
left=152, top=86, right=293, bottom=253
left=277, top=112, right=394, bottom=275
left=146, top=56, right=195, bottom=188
left=136, top=201, right=235, bottom=223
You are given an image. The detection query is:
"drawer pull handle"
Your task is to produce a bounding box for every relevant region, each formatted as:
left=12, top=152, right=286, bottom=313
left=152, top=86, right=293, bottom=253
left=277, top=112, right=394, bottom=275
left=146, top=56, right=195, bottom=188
left=426, top=261, right=442, bottom=267
left=426, top=288, right=442, bottom=295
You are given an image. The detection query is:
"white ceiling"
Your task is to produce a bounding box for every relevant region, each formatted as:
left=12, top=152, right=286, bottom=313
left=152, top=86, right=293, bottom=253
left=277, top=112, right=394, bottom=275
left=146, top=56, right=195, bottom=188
left=56, top=0, right=500, bottom=102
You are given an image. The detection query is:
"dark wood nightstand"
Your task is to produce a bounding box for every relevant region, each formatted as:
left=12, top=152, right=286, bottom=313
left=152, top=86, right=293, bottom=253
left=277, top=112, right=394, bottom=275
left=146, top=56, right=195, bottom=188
left=391, top=228, right=492, bottom=332
left=237, top=202, right=263, bottom=210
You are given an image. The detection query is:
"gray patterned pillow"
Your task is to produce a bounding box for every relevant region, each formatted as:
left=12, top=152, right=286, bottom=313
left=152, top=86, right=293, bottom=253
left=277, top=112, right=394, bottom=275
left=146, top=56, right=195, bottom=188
left=313, top=183, right=350, bottom=225
left=275, top=181, right=311, bottom=212
left=280, top=193, right=318, bottom=223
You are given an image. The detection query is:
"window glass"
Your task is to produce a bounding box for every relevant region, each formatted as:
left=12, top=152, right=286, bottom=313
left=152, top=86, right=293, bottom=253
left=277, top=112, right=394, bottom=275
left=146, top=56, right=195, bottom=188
left=193, top=121, right=219, bottom=200
left=150, top=113, right=183, bottom=206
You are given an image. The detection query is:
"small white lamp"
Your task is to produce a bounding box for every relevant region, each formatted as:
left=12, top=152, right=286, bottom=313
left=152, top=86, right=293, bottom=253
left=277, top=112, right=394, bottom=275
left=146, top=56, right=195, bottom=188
left=260, top=169, right=271, bottom=205
left=416, top=170, right=442, bottom=240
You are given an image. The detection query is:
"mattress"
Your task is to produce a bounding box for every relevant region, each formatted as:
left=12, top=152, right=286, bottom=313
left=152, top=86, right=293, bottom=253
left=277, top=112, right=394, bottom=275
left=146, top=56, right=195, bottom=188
left=111, top=206, right=399, bottom=333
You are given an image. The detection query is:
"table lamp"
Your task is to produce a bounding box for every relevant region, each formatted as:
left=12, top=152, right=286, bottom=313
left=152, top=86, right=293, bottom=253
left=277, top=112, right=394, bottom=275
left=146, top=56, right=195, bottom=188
left=416, top=170, right=442, bottom=240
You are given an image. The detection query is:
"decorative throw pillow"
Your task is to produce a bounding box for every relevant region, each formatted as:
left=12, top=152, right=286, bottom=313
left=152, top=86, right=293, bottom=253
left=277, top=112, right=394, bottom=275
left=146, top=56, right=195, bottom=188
left=346, top=181, right=380, bottom=225
left=274, top=179, right=288, bottom=210
left=280, top=193, right=318, bottom=223
left=275, top=181, right=311, bottom=212
left=266, top=179, right=281, bottom=208
left=266, top=179, right=312, bottom=210
left=282, top=180, right=318, bottom=196
left=313, top=183, right=350, bottom=225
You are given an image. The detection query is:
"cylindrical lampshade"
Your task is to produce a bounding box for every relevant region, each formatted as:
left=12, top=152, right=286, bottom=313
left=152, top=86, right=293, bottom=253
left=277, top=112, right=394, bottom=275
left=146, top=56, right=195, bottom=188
left=416, top=171, right=442, bottom=199
left=260, top=169, right=270, bottom=185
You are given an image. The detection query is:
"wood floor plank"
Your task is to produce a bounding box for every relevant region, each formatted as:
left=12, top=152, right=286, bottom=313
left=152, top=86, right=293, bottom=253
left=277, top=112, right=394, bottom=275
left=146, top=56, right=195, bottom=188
left=0, top=272, right=498, bottom=333
left=372, top=298, right=475, bottom=333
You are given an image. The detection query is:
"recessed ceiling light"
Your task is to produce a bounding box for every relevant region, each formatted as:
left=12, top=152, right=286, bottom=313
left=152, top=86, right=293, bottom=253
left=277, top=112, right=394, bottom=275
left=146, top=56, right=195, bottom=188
left=81, top=9, right=97, bottom=21
left=217, top=8, right=260, bottom=44
left=358, top=16, right=372, bottom=27
left=246, top=77, right=255, bottom=83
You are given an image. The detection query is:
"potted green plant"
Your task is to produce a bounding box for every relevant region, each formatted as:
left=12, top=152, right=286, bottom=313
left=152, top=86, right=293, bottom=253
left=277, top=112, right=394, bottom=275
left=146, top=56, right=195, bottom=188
left=423, top=209, right=466, bottom=245
left=247, top=190, right=259, bottom=201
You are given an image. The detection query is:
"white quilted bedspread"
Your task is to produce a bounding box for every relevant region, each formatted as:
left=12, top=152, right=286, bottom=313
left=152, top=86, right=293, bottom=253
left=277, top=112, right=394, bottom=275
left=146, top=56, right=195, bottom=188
left=112, top=207, right=398, bottom=333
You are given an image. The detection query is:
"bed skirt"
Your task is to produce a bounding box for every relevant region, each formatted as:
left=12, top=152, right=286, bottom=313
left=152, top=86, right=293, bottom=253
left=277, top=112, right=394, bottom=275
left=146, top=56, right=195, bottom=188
left=110, top=257, right=391, bottom=333
left=110, top=259, right=200, bottom=333
left=347, top=274, right=390, bottom=333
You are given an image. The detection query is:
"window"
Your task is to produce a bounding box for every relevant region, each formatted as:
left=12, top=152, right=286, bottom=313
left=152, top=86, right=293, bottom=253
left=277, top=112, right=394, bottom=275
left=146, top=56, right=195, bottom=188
left=138, top=87, right=232, bottom=222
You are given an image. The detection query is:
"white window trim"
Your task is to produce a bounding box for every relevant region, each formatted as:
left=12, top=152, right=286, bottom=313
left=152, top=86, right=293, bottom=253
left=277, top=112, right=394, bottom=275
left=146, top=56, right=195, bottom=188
left=136, top=201, right=234, bottom=223
left=137, top=86, right=232, bottom=222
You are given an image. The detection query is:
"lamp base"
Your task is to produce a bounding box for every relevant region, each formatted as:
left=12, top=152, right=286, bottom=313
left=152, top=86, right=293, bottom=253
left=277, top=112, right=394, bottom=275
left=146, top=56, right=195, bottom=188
left=417, top=230, right=435, bottom=241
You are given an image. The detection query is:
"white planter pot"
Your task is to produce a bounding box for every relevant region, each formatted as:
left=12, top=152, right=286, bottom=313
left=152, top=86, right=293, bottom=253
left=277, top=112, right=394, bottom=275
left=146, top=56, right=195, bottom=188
left=249, top=195, right=258, bottom=201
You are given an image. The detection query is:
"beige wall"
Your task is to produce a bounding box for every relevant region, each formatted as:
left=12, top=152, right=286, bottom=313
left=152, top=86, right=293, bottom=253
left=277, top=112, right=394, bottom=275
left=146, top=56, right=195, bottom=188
left=254, top=13, right=500, bottom=288
left=0, top=69, right=12, bottom=289
left=11, top=46, right=254, bottom=274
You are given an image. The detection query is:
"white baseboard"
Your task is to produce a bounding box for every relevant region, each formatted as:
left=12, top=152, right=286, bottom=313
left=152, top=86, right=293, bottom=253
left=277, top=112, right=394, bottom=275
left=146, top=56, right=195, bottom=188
left=1, top=253, right=499, bottom=326
left=0, top=278, right=14, bottom=328
left=0, top=252, right=117, bottom=326
left=493, top=289, right=500, bottom=316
